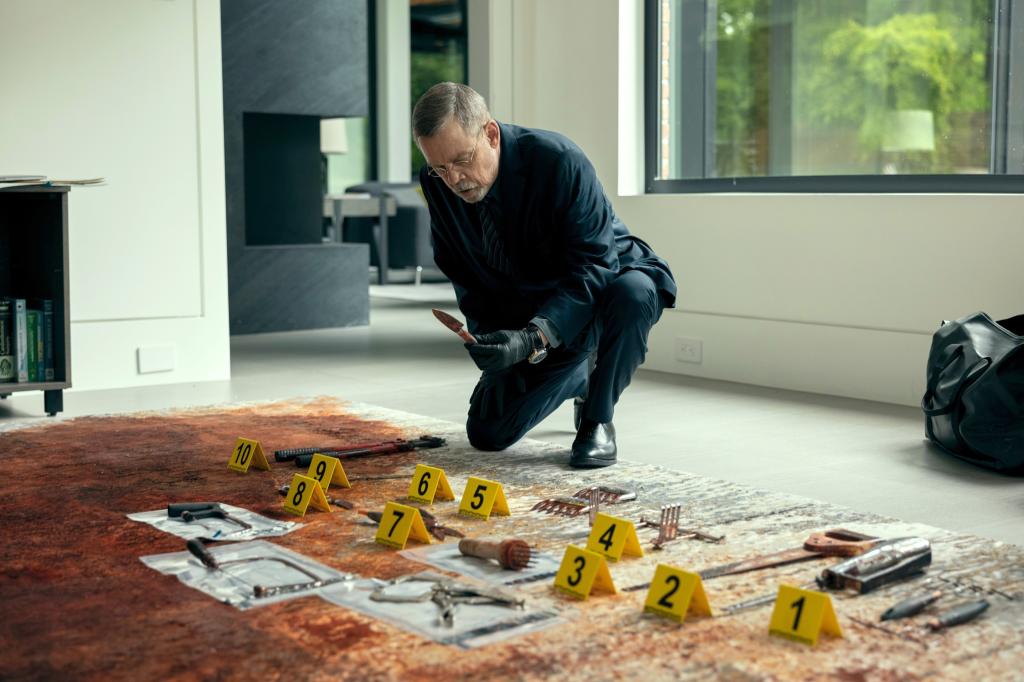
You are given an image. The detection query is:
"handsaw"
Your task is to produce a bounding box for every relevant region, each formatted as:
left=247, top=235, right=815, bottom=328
left=432, top=308, right=476, bottom=344
left=699, top=528, right=879, bottom=580
left=623, top=528, right=878, bottom=592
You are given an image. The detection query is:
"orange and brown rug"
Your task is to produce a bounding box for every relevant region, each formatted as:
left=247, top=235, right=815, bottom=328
left=1, top=397, right=1022, bottom=681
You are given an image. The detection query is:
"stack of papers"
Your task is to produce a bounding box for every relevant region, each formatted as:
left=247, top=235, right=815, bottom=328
left=0, top=175, right=105, bottom=188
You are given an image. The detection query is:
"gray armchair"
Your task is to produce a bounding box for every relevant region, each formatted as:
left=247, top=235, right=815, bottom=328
left=343, top=181, right=433, bottom=284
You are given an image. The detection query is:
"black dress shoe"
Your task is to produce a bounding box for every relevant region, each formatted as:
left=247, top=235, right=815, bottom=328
left=570, top=419, right=616, bottom=468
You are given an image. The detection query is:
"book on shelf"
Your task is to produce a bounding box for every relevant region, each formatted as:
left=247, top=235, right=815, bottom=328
left=0, top=298, right=13, bottom=381
left=1, top=298, right=56, bottom=383
left=26, top=310, right=39, bottom=382
left=13, top=298, right=28, bottom=383
left=28, top=298, right=55, bottom=381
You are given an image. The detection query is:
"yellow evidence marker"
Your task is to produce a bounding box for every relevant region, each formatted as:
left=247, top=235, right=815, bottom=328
left=281, top=473, right=332, bottom=517
left=375, top=501, right=433, bottom=549
left=407, top=464, right=455, bottom=504
left=227, top=437, right=271, bottom=473
left=306, top=454, right=351, bottom=491
left=768, top=584, right=843, bottom=646
left=458, top=476, right=510, bottom=519
left=586, top=512, right=644, bottom=562
left=643, top=564, right=713, bottom=623
left=553, top=545, right=617, bottom=599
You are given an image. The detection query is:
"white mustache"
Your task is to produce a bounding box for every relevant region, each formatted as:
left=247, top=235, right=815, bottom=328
left=455, top=184, right=475, bottom=192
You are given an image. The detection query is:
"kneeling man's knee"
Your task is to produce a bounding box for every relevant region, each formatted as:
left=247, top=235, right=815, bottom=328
left=466, top=417, right=517, bottom=451
left=604, top=272, right=659, bottom=319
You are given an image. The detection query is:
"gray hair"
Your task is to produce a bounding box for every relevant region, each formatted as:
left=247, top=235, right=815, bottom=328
left=412, top=82, right=491, bottom=139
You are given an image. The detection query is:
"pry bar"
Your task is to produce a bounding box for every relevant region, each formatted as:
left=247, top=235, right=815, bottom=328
left=271, top=435, right=446, bottom=466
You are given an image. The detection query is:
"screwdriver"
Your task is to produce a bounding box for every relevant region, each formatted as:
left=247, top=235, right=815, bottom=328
left=880, top=590, right=943, bottom=621
left=927, top=599, right=989, bottom=631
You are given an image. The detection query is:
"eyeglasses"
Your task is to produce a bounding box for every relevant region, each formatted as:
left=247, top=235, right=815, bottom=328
left=427, top=128, right=484, bottom=179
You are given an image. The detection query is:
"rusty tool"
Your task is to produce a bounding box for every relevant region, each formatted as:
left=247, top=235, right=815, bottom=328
left=370, top=574, right=523, bottom=627
left=458, top=537, right=536, bottom=571
left=531, top=496, right=588, bottom=517
left=532, top=486, right=637, bottom=518
left=718, top=536, right=932, bottom=615
left=587, top=487, right=601, bottom=527
left=432, top=308, right=476, bottom=344
left=273, top=435, right=446, bottom=464
left=186, top=539, right=353, bottom=599
left=364, top=508, right=465, bottom=542
left=278, top=484, right=354, bottom=510
left=623, top=528, right=879, bottom=592
left=573, top=486, right=638, bottom=505
left=350, top=473, right=411, bottom=481
left=699, top=529, right=879, bottom=580
left=652, top=504, right=679, bottom=547
left=638, top=505, right=724, bottom=547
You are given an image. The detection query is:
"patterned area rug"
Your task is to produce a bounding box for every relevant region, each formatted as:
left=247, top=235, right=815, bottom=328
left=369, top=282, right=456, bottom=303
left=1, top=397, right=1021, bottom=681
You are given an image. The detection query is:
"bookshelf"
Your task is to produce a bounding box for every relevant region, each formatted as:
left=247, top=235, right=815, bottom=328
left=0, top=185, right=71, bottom=416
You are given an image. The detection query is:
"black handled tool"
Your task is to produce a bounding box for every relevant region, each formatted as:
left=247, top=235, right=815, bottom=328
left=168, top=502, right=252, bottom=531
left=186, top=538, right=220, bottom=568
left=927, top=599, right=989, bottom=630
left=168, top=502, right=220, bottom=517
left=880, top=590, right=944, bottom=621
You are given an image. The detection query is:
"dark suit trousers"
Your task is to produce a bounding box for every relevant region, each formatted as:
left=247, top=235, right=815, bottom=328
left=467, top=270, right=666, bottom=451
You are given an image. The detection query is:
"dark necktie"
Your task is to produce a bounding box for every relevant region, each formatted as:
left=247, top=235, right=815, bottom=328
left=477, top=201, right=513, bottom=274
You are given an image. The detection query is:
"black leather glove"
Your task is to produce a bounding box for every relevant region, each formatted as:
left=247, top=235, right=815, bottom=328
left=469, top=368, right=526, bottom=420
left=466, top=329, right=532, bottom=372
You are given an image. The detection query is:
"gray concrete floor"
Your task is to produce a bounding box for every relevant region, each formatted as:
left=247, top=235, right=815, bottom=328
left=2, top=289, right=1021, bottom=546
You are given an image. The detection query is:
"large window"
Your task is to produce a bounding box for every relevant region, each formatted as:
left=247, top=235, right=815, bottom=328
left=646, top=0, right=1024, bottom=192
left=410, top=0, right=468, bottom=178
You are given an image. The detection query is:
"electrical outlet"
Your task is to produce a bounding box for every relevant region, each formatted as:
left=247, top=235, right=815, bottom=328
left=675, top=337, right=703, bottom=364
left=137, top=345, right=175, bottom=374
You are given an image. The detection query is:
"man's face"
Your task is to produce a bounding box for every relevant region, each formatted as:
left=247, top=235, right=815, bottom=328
left=418, top=119, right=500, bottom=204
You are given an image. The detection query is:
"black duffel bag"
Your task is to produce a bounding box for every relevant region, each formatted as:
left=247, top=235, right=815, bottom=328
left=922, top=312, right=1024, bottom=473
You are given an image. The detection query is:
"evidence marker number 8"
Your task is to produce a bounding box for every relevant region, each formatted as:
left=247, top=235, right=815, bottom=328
left=292, top=481, right=307, bottom=507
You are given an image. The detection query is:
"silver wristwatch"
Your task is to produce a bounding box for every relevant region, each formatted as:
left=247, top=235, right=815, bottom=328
left=527, top=326, right=548, bottom=364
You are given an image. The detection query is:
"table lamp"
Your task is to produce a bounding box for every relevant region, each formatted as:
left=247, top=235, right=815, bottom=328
left=882, top=110, right=935, bottom=174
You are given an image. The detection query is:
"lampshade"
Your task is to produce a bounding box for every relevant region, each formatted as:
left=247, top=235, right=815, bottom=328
left=882, top=110, right=935, bottom=152
left=320, top=118, right=349, bottom=155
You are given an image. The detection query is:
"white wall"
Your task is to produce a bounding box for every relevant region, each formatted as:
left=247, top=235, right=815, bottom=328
left=376, top=0, right=412, bottom=183
left=0, top=0, right=230, bottom=391
left=498, top=0, right=1024, bottom=407
left=468, top=0, right=514, bottom=123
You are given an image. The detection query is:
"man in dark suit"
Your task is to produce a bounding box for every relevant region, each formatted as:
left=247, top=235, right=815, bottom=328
left=414, top=83, right=676, bottom=468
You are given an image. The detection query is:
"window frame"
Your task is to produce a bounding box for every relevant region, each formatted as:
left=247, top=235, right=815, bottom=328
left=644, top=0, right=1024, bottom=194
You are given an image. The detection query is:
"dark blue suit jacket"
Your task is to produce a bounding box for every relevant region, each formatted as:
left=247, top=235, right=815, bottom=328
left=421, top=122, right=676, bottom=348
